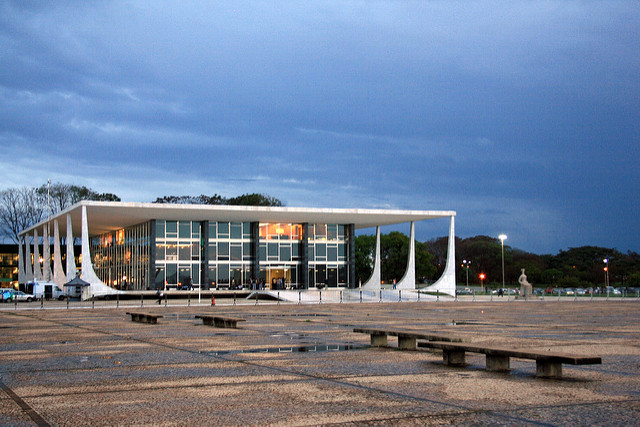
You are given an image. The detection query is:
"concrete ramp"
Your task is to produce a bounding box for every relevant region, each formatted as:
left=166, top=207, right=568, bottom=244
left=247, top=289, right=447, bottom=303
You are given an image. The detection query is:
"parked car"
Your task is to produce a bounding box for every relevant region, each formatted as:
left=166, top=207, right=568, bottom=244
left=456, top=288, right=473, bottom=295
left=1, top=288, right=14, bottom=302
left=11, top=291, right=36, bottom=302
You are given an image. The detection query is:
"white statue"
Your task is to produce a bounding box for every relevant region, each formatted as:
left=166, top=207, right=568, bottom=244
left=518, top=268, right=533, bottom=298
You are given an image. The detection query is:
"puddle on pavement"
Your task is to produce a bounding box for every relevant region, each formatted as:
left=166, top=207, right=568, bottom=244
left=207, top=344, right=368, bottom=356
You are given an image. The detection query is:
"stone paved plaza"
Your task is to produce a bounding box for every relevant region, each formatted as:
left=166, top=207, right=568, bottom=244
left=1, top=299, right=639, bottom=426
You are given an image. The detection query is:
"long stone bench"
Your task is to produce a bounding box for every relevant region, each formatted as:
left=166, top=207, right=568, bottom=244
left=418, top=340, right=602, bottom=378
left=353, top=328, right=463, bottom=350
left=196, top=315, right=246, bottom=329
left=126, top=312, right=163, bottom=324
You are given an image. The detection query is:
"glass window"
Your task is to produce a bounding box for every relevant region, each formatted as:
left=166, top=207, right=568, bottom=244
left=218, top=242, right=229, bottom=260
left=308, top=244, right=315, bottom=261
left=191, top=242, right=200, bottom=261
left=231, top=222, right=242, bottom=239
left=316, top=243, right=326, bottom=258
left=338, top=243, right=346, bottom=259
left=166, top=244, right=177, bottom=261
left=268, top=243, right=278, bottom=259
left=280, top=245, right=291, bottom=262
left=315, top=264, right=326, bottom=286
left=292, top=243, right=299, bottom=259
left=327, top=245, right=337, bottom=262
left=166, top=264, right=177, bottom=284
left=155, top=221, right=165, bottom=238
left=292, top=224, right=303, bottom=240
left=156, top=244, right=165, bottom=261
left=155, top=266, right=165, bottom=288
left=338, top=225, right=345, bottom=238
left=179, top=265, right=191, bottom=286
left=208, top=222, right=217, bottom=239
left=327, top=266, right=338, bottom=287
left=243, top=222, right=251, bottom=239
left=290, top=266, right=297, bottom=284
left=208, top=266, right=217, bottom=287
left=179, top=242, right=191, bottom=260
left=243, top=242, right=251, bottom=260
left=218, top=264, right=229, bottom=284
left=315, top=224, right=327, bottom=240
left=259, top=243, right=266, bottom=261
left=166, top=221, right=177, bottom=238
left=339, top=265, right=347, bottom=284
left=231, top=265, right=242, bottom=286
left=192, top=223, right=200, bottom=239
left=179, top=222, right=190, bottom=239
left=280, top=224, right=291, bottom=240
left=327, top=224, right=338, bottom=240
left=230, top=243, right=242, bottom=261
left=218, top=222, right=229, bottom=238
left=208, top=243, right=216, bottom=261
left=192, top=265, right=200, bottom=285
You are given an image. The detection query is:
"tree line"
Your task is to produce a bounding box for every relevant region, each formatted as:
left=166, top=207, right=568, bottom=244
left=363, top=234, right=640, bottom=289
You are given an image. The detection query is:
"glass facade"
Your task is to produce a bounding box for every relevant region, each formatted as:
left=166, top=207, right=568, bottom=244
left=154, top=220, right=202, bottom=290
left=205, top=221, right=251, bottom=289
left=89, top=219, right=354, bottom=291
left=0, top=245, right=19, bottom=288
left=306, top=224, right=349, bottom=288
left=91, top=222, right=151, bottom=290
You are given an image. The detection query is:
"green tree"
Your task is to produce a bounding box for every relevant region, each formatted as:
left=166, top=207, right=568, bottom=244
left=226, top=193, right=283, bottom=206
left=153, top=193, right=283, bottom=206
left=354, top=234, right=376, bottom=284
left=355, top=231, right=435, bottom=285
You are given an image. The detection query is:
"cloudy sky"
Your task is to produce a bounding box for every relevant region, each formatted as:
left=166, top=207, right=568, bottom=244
left=1, top=1, right=638, bottom=254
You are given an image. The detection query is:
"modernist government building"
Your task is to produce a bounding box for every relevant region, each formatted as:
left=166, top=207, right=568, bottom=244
left=17, top=202, right=456, bottom=299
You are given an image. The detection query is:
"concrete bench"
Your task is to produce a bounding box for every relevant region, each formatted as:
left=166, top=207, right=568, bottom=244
left=126, top=312, right=163, bottom=324
left=196, top=315, right=246, bottom=329
left=353, top=328, right=462, bottom=350
left=418, top=341, right=602, bottom=378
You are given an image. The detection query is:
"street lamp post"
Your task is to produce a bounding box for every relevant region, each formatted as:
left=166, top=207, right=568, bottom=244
left=463, top=259, right=471, bottom=289
left=499, top=234, right=507, bottom=290
left=479, top=273, right=486, bottom=294
left=603, top=258, right=609, bottom=289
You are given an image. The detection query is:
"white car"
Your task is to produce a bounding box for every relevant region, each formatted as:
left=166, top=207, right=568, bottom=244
left=11, top=291, right=36, bottom=302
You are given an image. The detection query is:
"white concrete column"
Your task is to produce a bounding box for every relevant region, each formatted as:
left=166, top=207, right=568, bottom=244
left=25, top=234, right=34, bottom=282
left=53, top=220, right=66, bottom=288
left=42, top=225, right=52, bottom=282
left=396, top=221, right=416, bottom=290
left=363, top=226, right=381, bottom=290
left=33, top=229, right=43, bottom=281
left=80, top=205, right=116, bottom=298
left=18, top=235, right=25, bottom=284
left=424, top=215, right=456, bottom=296
left=66, top=214, right=77, bottom=281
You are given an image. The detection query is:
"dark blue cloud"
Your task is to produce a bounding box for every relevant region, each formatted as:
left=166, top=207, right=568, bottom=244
left=1, top=1, right=639, bottom=254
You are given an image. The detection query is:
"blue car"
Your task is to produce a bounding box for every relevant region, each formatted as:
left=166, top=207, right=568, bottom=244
left=1, top=289, right=15, bottom=302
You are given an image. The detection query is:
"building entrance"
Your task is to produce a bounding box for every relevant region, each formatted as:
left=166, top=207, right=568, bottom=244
left=262, top=267, right=296, bottom=289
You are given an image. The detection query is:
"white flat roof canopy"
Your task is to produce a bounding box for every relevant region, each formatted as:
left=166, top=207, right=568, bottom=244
left=21, top=201, right=456, bottom=237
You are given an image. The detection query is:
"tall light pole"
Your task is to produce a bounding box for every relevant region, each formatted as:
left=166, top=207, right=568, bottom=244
left=603, top=258, right=609, bottom=289
left=499, top=234, right=507, bottom=290
left=463, top=259, right=471, bottom=288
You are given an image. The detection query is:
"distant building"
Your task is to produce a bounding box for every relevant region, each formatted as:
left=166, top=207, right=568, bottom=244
left=0, top=244, right=19, bottom=288
left=18, top=201, right=457, bottom=298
